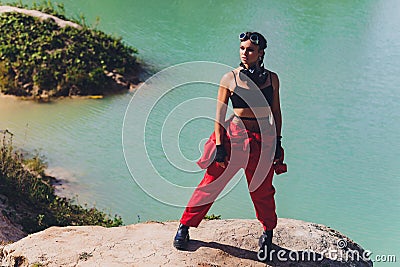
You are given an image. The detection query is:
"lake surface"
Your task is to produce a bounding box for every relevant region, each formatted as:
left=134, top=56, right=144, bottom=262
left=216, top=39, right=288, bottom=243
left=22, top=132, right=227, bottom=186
left=2, top=0, right=399, bottom=261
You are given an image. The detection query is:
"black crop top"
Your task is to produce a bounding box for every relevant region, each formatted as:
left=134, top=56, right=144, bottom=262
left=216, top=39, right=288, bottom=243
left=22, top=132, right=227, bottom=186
left=229, top=71, right=274, bottom=108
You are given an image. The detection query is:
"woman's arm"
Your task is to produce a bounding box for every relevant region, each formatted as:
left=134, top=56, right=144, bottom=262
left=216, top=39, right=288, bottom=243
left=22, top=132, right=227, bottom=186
left=271, top=72, right=282, bottom=137
left=214, top=73, right=231, bottom=168
left=214, top=73, right=231, bottom=145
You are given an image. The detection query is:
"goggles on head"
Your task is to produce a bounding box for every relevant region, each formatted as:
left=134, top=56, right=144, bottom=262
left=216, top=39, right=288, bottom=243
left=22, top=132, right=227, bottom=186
left=239, top=32, right=259, bottom=45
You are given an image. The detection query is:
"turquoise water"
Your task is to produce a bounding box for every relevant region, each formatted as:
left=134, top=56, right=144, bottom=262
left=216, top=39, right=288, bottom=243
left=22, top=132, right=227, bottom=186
left=2, top=0, right=399, bottom=263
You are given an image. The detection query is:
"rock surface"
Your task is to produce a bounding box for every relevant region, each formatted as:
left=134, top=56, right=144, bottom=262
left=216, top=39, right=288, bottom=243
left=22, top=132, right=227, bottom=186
left=0, top=195, right=27, bottom=243
left=0, top=214, right=26, bottom=244
left=0, top=218, right=372, bottom=266
left=0, top=6, right=81, bottom=28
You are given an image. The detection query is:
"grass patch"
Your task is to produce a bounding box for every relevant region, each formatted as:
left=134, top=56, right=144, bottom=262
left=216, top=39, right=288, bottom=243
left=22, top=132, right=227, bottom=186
left=204, top=214, right=221, bottom=220
left=0, top=130, right=123, bottom=233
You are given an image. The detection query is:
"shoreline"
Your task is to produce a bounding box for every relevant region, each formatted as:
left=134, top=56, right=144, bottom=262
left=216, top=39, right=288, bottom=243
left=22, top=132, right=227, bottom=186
left=0, top=80, right=144, bottom=102
left=0, top=129, right=124, bottom=242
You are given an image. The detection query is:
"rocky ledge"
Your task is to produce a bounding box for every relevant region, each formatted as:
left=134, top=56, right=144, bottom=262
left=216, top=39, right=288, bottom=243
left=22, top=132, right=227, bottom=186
left=0, top=218, right=372, bottom=266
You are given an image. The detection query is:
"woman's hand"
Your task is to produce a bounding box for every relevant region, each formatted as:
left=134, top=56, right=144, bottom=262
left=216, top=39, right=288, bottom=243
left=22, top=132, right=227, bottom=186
left=215, top=144, right=227, bottom=168
left=216, top=161, right=226, bottom=168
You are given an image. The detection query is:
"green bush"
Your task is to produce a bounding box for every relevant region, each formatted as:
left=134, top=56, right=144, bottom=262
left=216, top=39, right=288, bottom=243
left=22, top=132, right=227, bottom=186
left=0, top=130, right=123, bottom=233
left=204, top=214, right=221, bottom=220
left=0, top=1, right=139, bottom=97
left=0, top=61, right=17, bottom=94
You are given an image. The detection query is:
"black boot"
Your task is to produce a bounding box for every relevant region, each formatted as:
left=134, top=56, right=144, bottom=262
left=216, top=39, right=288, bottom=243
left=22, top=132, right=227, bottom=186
left=173, top=223, right=190, bottom=250
left=257, top=230, right=273, bottom=262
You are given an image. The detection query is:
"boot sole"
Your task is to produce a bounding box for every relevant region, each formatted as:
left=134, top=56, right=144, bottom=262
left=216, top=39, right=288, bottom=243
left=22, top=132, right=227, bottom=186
left=173, top=235, right=189, bottom=250
left=258, top=233, right=272, bottom=262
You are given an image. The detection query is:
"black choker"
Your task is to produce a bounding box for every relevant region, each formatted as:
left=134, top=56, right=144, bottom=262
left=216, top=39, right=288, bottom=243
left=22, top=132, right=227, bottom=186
left=239, top=63, right=267, bottom=87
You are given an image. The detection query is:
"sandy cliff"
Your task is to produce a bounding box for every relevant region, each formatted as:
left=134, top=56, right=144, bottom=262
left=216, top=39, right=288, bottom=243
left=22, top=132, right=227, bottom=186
left=0, top=218, right=372, bottom=266
left=0, top=195, right=27, bottom=243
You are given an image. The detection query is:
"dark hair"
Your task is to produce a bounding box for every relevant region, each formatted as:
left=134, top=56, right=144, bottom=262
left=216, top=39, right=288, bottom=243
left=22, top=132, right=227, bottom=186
left=240, top=32, right=267, bottom=50
left=240, top=31, right=268, bottom=67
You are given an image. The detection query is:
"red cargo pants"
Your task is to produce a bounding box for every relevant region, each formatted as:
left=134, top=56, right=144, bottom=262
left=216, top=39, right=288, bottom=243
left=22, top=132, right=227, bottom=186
left=180, top=120, right=278, bottom=231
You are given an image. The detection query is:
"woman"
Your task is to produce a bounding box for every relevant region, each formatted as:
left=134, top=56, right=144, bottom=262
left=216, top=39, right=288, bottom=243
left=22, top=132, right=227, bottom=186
left=173, top=32, right=286, bottom=261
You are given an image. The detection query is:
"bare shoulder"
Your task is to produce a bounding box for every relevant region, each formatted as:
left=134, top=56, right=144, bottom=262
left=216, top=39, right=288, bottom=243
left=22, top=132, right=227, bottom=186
left=268, top=70, right=279, bottom=80
left=223, top=68, right=241, bottom=79
left=220, top=69, right=237, bottom=90
left=268, top=70, right=280, bottom=90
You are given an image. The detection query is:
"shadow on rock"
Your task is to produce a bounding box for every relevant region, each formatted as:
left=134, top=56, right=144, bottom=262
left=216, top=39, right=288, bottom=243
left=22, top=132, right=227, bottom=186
left=186, top=240, right=372, bottom=266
